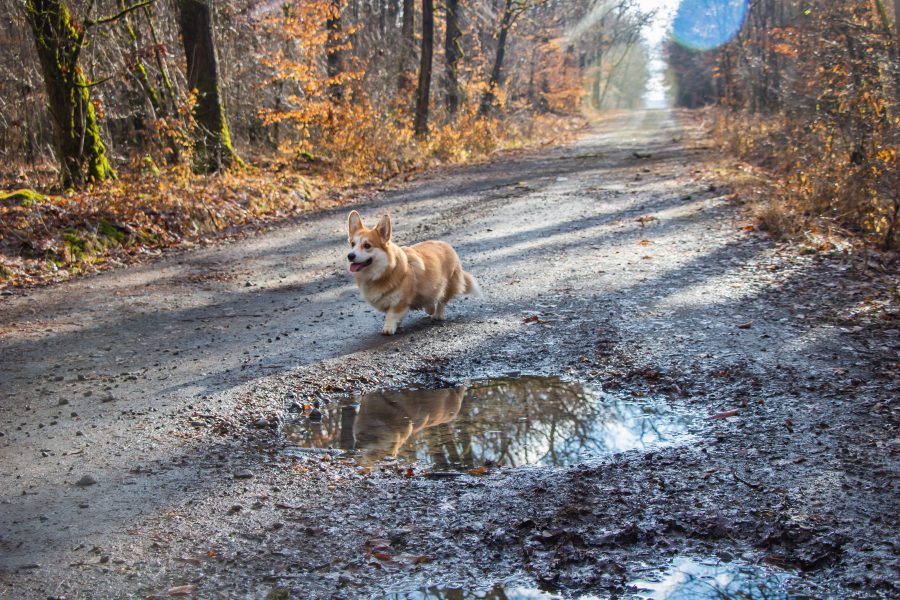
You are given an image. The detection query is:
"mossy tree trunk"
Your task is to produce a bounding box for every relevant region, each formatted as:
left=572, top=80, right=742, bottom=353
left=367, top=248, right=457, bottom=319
left=24, top=0, right=117, bottom=188
left=444, top=0, right=463, bottom=113
left=413, top=0, right=434, bottom=137
left=177, top=0, right=241, bottom=173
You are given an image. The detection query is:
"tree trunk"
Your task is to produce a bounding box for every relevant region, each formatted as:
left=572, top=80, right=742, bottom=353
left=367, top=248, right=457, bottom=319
left=479, top=0, right=514, bottom=116
left=325, top=0, right=345, bottom=102
left=413, top=0, right=434, bottom=137
left=120, top=1, right=163, bottom=117
left=398, top=0, right=416, bottom=93
left=177, top=0, right=241, bottom=173
left=444, top=0, right=463, bottom=113
left=24, top=0, right=116, bottom=188
left=895, top=0, right=900, bottom=53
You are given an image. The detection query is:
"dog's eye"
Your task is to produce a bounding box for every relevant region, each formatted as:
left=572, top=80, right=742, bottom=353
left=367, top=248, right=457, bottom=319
left=363, top=242, right=371, bottom=250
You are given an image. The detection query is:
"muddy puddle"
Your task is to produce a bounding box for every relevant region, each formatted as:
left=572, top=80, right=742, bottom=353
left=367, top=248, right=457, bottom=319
left=282, top=376, right=693, bottom=470
left=629, top=556, right=794, bottom=599
left=384, top=583, right=600, bottom=599
left=382, top=557, right=792, bottom=599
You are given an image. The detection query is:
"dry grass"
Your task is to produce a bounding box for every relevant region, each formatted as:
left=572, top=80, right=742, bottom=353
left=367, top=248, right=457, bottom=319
left=712, top=109, right=899, bottom=251
left=0, top=110, right=584, bottom=288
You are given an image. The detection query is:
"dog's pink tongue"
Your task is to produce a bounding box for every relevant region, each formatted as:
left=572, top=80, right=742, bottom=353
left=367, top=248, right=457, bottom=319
left=349, top=262, right=363, bottom=273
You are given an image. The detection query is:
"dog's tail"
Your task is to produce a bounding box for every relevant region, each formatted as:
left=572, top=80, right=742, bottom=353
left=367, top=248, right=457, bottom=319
left=463, top=271, right=483, bottom=298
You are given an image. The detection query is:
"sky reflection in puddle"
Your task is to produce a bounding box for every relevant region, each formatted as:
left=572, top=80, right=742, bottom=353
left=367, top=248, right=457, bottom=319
left=384, top=583, right=601, bottom=599
left=282, top=376, right=692, bottom=469
left=629, top=556, right=793, bottom=599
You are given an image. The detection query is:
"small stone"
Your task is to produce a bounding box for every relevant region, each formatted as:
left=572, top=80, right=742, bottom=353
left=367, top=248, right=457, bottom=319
left=255, top=418, right=269, bottom=428
left=228, top=504, right=243, bottom=514
left=78, top=503, right=89, bottom=509
left=75, top=475, right=97, bottom=487
left=58, top=399, right=69, bottom=406
left=70, top=412, right=78, bottom=418
left=233, top=469, right=253, bottom=480
left=100, top=394, right=115, bottom=403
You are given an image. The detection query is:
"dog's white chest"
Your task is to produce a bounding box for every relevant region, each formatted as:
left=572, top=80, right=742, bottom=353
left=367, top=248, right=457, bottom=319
left=359, top=285, right=401, bottom=312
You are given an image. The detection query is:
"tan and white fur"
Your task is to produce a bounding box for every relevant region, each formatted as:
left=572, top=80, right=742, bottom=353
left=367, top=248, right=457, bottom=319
left=353, top=386, right=466, bottom=463
left=346, top=210, right=480, bottom=335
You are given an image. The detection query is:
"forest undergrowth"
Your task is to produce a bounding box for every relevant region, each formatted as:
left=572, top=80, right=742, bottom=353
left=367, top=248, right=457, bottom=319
left=0, top=110, right=583, bottom=288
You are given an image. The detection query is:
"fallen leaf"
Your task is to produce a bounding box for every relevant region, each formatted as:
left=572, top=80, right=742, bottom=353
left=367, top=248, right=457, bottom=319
left=639, top=239, right=651, bottom=246
left=365, top=538, right=392, bottom=551
left=737, top=321, right=753, bottom=329
left=709, top=409, right=740, bottom=420
left=167, top=584, right=198, bottom=596
left=523, top=315, right=546, bottom=324
left=468, top=466, right=490, bottom=476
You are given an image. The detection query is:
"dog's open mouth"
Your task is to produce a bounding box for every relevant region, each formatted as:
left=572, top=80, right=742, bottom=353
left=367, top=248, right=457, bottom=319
left=349, top=258, right=373, bottom=273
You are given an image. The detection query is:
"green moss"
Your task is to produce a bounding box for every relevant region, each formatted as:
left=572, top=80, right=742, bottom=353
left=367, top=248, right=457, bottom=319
left=99, top=220, right=127, bottom=244
left=136, top=230, right=159, bottom=244
left=0, top=189, right=48, bottom=206
left=63, top=229, right=87, bottom=259
left=25, top=0, right=117, bottom=187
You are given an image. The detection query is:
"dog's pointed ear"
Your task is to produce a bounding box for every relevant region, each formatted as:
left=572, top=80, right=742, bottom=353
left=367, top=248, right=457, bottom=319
left=376, top=214, right=392, bottom=242
left=348, top=211, right=363, bottom=236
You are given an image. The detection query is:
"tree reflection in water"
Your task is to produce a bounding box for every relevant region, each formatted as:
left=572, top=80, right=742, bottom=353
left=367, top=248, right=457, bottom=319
left=385, top=583, right=572, bottom=599
left=282, top=376, right=691, bottom=469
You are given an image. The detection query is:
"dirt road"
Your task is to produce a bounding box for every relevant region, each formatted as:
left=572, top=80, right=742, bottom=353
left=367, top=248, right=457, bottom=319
left=1, top=110, right=897, bottom=599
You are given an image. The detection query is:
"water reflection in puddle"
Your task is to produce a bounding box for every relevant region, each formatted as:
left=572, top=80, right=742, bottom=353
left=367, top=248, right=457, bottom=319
left=282, top=376, right=692, bottom=469
left=629, top=556, right=793, bottom=599
left=385, top=584, right=601, bottom=599
left=384, top=557, right=792, bottom=600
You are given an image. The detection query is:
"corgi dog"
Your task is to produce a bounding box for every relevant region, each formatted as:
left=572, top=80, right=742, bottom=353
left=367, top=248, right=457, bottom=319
left=352, top=386, right=467, bottom=463
left=346, top=210, right=480, bottom=335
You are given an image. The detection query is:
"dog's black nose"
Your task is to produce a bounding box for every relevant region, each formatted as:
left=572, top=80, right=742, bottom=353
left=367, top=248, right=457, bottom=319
left=347, top=252, right=356, bottom=261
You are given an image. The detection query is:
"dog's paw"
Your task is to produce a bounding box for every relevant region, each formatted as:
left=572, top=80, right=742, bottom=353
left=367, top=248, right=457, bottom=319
left=380, top=325, right=397, bottom=335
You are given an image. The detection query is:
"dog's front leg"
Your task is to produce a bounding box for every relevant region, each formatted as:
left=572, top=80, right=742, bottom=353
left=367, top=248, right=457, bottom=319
left=381, top=305, right=409, bottom=335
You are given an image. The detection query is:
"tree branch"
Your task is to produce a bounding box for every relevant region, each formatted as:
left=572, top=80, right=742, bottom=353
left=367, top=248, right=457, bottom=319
left=85, top=0, right=155, bottom=28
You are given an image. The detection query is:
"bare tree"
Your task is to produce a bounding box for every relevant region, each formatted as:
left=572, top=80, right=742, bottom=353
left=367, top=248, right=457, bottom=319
left=326, top=0, right=345, bottom=102
left=444, top=0, right=463, bottom=112
left=178, top=0, right=241, bottom=172
left=413, top=0, right=434, bottom=136
left=23, top=0, right=117, bottom=187
left=479, top=0, right=538, bottom=115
